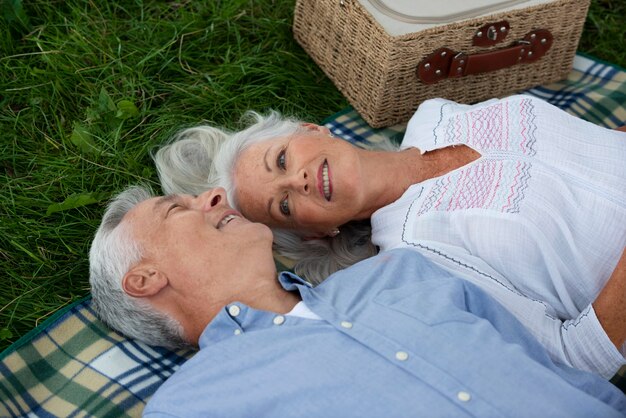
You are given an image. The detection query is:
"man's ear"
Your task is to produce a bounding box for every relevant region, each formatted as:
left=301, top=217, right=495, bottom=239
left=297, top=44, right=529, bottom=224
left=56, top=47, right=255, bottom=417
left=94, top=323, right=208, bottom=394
left=301, top=123, right=331, bottom=136
left=122, top=267, right=168, bottom=298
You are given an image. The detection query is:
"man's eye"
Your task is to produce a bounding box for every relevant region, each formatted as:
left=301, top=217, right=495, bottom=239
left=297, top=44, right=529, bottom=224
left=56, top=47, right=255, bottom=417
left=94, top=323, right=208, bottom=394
left=279, top=196, right=290, bottom=216
left=167, top=203, right=181, bottom=216
left=276, top=149, right=286, bottom=170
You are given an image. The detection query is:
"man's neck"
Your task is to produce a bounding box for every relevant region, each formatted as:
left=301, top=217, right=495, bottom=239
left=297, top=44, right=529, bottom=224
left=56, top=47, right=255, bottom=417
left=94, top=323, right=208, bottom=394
left=234, top=276, right=302, bottom=315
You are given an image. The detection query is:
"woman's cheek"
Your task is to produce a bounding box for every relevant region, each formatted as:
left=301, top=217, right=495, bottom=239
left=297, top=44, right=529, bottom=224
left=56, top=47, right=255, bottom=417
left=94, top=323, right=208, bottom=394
left=295, top=204, right=331, bottom=229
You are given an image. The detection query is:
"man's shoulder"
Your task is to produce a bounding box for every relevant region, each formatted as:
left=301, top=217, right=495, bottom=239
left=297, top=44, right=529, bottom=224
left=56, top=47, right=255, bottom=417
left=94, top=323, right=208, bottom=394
left=143, top=346, right=233, bottom=416
left=316, top=248, right=461, bottom=298
left=331, top=248, right=455, bottom=282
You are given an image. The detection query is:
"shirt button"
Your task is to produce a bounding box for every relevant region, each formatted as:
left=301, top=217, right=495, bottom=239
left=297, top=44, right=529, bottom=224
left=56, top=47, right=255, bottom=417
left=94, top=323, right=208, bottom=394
left=457, top=391, right=471, bottom=402
left=233, top=329, right=241, bottom=335
left=273, top=315, right=285, bottom=325
left=340, top=321, right=353, bottom=329
left=228, top=305, right=241, bottom=317
left=395, top=351, right=409, bottom=361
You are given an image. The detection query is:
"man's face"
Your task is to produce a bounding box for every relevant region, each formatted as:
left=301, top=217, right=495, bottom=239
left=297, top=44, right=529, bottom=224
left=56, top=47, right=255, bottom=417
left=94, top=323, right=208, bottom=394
left=123, top=188, right=274, bottom=294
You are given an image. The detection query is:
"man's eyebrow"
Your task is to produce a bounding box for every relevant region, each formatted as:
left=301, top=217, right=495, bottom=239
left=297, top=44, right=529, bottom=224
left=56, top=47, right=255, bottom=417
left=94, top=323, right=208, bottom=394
left=154, top=194, right=179, bottom=216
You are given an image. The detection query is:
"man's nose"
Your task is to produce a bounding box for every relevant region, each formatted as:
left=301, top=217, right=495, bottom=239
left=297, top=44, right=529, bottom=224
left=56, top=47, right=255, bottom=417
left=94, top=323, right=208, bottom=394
left=196, top=187, right=228, bottom=211
left=285, top=169, right=309, bottom=194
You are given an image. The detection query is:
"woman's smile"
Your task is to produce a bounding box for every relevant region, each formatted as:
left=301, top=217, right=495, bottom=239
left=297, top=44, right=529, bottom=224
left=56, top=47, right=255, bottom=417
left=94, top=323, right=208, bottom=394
left=318, top=159, right=332, bottom=201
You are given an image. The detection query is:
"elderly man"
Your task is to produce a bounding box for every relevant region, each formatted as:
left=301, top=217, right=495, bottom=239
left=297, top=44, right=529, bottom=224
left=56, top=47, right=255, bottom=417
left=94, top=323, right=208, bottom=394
left=89, top=186, right=626, bottom=418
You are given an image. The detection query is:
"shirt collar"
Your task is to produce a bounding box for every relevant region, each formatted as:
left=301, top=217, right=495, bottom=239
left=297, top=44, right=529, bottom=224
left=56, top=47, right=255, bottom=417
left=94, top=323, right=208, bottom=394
left=198, top=271, right=312, bottom=349
left=278, top=271, right=314, bottom=290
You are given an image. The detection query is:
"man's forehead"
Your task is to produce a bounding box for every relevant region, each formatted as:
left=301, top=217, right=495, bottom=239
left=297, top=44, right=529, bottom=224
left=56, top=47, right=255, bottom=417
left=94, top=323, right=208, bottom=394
left=152, top=194, right=179, bottom=212
left=126, top=196, right=169, bottom=223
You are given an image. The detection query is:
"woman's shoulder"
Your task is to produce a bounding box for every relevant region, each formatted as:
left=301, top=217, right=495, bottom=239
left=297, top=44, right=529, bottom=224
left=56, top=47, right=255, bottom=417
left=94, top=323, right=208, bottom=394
left=412, top=94, right=545, bottom=117
left=402, top=95, right=554, bottom=151
left=402, top=97, right=497, bottom=151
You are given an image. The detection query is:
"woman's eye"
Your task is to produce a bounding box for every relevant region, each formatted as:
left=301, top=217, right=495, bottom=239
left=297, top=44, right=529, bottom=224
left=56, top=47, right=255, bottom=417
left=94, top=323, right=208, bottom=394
left=279, top=196, right=290, bottom=216
left=277, top=149, right=286, bottom=170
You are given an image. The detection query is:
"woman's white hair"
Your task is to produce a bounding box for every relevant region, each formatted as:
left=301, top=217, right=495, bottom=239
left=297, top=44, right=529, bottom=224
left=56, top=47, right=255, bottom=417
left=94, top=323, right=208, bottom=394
left=153, top=111, right=397, bottom=284
left=89, top=186, right=190, bottom=350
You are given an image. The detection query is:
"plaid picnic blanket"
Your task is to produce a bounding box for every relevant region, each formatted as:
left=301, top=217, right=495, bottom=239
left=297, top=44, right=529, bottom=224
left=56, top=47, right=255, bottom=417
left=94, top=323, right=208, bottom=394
left=1, top=53, right=625, bottom=417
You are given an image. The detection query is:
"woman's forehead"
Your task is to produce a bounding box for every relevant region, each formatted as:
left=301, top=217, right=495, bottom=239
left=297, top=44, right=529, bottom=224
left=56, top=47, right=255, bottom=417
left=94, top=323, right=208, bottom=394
left=236, top=185, right=280, bottom=229
left=232, top=155, right=274, bottom=222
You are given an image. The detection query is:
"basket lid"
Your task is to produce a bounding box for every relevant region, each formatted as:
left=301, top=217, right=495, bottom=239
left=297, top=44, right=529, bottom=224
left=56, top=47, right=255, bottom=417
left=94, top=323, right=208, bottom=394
left=360, top=0, right=550, bottom=35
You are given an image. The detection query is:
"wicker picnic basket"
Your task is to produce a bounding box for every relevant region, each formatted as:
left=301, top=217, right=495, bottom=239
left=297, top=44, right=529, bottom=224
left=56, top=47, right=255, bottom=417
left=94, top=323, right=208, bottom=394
left=293, top=0, right=590, bottom=127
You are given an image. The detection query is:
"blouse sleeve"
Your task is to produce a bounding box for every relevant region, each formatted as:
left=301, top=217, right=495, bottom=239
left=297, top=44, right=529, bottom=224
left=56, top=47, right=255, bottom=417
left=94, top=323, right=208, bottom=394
left=495, top=291, right=624, bottom=379
left=558, top=304, right=624, bottom=379
left=431, top=246, right=624, bottom=378
left=453, top=269, right=625, bottom=380
left=415, top=235, right=625, bottom=378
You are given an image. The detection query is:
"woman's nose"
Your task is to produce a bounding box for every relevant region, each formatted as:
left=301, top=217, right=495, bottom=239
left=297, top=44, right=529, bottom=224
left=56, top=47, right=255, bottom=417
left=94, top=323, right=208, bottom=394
left=286, top=169, right=309, bottom=194
left=196, top=187, right=228, bottom=211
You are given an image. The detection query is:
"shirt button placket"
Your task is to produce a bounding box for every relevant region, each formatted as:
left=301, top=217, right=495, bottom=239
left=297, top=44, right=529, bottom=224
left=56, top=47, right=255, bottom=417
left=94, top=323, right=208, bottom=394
left=228, top=305, right=242, bottom=335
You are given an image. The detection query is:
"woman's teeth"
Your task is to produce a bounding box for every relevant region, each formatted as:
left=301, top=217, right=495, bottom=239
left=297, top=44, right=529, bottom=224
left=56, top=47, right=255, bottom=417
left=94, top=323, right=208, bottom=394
left=322, top=161, right=331, bottom=201
left=218, top=214, right=238, bottom=229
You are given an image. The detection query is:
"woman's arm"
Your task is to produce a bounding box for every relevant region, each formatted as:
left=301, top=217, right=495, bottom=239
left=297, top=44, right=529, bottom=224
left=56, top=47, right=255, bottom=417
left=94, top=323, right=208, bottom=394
left=592, top=126, right=626, bottom=352
left=592, top=124, right=625, bottom=349
left=594, top=249, right=626, bottom=355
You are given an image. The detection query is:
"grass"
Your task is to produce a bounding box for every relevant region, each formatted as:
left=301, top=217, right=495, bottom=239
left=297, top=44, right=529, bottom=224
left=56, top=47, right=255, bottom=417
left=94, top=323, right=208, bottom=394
left=0, top=0, right=624, bottom=353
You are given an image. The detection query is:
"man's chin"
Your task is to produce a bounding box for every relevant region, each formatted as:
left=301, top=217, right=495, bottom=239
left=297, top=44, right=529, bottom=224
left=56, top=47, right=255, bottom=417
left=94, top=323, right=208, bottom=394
left=259, top=224, right=275, bottom=241
left=240, top=221, right=274, bottom=241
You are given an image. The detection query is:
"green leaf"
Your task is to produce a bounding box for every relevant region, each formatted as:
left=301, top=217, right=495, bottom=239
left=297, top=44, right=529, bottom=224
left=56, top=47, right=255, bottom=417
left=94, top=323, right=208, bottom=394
left=0, top=328, right=12, bottom=340
left=70, top=123, right=100, bottom=154
left=46, top=192, right=107, bottom=215
left=115, top=99, right=139, bottom=120
left=98, top=87, right=116, bottom=113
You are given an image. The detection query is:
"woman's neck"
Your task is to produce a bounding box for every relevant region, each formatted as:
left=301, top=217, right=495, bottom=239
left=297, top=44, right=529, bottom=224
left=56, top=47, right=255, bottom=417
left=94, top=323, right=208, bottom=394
left=354, top=145, right=480, bottom=218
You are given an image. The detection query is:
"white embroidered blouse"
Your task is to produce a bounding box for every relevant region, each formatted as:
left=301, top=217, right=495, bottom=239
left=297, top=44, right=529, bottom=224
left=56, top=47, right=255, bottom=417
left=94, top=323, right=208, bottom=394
left=371, top=95, right=626, bottom=378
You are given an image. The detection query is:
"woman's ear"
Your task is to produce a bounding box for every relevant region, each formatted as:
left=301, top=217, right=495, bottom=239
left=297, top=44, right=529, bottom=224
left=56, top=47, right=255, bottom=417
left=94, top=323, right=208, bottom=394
left=302, top=227, right=340, bottom=241
left=122, top=267, right=168, bottom=298
left=301, top=123, right=331, bottom=136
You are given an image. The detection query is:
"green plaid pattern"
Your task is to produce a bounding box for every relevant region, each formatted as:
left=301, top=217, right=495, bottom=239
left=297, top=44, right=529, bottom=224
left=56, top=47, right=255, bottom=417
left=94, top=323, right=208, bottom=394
left=0, top=300, right=193, bottom=417
left=1, top=53, right=625, bottom=417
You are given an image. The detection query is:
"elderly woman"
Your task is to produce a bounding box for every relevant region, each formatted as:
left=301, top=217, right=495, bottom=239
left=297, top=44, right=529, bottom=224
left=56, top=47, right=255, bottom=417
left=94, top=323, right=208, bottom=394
left=154, top=95, right=626, bottom=380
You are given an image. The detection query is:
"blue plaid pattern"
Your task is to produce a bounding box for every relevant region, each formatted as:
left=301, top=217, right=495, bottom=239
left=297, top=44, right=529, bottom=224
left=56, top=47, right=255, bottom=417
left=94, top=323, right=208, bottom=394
left=325, top=55, right=626, bottom=144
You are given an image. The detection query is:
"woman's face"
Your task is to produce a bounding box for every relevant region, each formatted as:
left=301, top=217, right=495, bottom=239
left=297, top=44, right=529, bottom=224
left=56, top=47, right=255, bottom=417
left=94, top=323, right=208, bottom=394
left=234, top=125, right=366, bottom=236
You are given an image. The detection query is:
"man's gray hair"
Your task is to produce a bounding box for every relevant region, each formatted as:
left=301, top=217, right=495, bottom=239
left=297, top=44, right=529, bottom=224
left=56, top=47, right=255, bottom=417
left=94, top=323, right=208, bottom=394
left=154, top=111, right=397, bottom=284
left=89, top=186, right=189, bottom=350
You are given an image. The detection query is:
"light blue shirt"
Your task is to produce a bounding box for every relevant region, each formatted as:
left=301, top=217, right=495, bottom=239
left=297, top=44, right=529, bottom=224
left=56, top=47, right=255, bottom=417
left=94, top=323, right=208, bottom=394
left=143, top=249, right=626, bottom=417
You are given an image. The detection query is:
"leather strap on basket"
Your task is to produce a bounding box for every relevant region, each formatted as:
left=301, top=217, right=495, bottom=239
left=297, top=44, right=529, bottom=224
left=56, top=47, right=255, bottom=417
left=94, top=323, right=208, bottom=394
left=417, top=29, right=553, bottom=84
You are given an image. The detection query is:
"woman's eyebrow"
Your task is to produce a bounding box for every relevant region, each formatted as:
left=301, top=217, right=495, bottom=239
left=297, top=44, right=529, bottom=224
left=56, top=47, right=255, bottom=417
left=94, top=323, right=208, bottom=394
left=263, top=146, right=272, bottom=172
left=267, top=197, right=274, bottom=218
